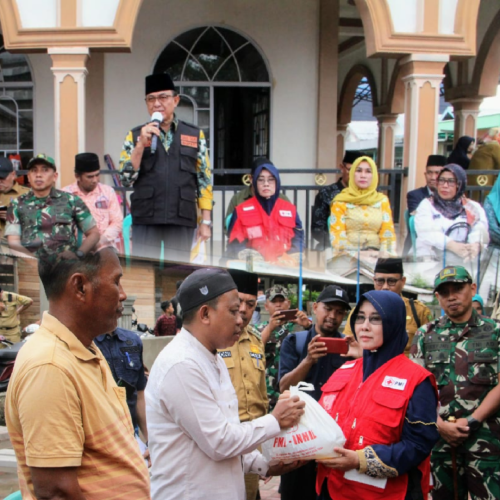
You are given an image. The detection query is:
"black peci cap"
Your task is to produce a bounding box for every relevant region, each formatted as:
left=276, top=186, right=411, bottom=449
left=178, top=268, right=237, bottom=313
left=228, top=269, right=259, bottom=296
left=145, top=73, right=176, bottom=95
left=75, top=153, right=100, bottom=174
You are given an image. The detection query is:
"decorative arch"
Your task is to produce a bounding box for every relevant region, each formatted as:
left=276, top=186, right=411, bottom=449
left=338, top=64, right=378, bottom=124
left=354, top=0, right=479, bottom=57
left=386, top=59, right=404, bottom=115
left=0, top=0, right=142, bottom=52
left=471, top=8, right=500, bottom=98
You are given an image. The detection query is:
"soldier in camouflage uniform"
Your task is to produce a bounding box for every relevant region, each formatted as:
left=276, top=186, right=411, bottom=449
left=255, top=285, right=311, bottom=409
left=411, top=266, right=500, bottom=500
left=5, top=154, right=100, bottom=261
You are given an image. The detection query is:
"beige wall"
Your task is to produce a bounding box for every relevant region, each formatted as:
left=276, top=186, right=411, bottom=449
left=103, top=0, right=320, bottom=173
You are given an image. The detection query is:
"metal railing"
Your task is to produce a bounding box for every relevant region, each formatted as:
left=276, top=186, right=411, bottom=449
left=14, top=165, right=497, bottom=260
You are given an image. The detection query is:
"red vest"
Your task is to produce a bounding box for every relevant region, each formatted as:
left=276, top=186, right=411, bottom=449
left=230, top=197, right=297, bottom=261
left=317, top=355, right=436, bottom=500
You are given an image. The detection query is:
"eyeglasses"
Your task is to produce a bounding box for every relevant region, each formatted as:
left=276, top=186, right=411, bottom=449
left=354, top=314, right=383, bottom=325
left=256, top=176, right=276, bottom=185
left=373, top=278, right=401, bottom=287
left=437, top=178, right=457, bottom=186
left=145, top=93, right=176, bottom=104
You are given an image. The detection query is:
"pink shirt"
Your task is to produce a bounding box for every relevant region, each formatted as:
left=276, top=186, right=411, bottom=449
left=63, top=182, right=123, bottom=250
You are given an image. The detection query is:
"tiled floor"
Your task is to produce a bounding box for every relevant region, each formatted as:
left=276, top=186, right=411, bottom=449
left=259, top=476, right=280, bottom=499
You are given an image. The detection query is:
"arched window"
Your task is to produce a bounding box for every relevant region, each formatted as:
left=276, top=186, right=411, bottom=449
left=0, top=34, right=34, bottom=166
left=154, top=26, right=271, bottom=183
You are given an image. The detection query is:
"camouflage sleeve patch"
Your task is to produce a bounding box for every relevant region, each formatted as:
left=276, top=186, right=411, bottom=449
left=72, top=195, right=96, bottom=233
left=4, top=199, right=21, bottom=236
left=409, top=326, right=426, bottom=366
left=196, top=129, right=213, bottom=211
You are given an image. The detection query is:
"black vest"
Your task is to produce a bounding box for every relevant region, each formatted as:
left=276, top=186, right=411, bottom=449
left=130, top=120, right=200, bottom=227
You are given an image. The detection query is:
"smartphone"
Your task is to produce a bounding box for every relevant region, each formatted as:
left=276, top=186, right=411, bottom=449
left=279, top=309, right=298, bottom=321
left=318, top=337, right=349, bottom=355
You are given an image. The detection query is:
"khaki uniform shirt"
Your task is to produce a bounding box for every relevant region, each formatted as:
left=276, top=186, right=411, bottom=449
left=0, top=291, right=31, bottom=332
left=343, top=296, right=433, bottom=357
left=0, top=182, right=29, bottom=237
left=218, top=325, right=269, bottom=422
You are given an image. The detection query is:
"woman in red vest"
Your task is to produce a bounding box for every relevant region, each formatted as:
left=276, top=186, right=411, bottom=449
left=227, top=160, right=303, bottom=265
left=316, top=290, right=439, bottom=500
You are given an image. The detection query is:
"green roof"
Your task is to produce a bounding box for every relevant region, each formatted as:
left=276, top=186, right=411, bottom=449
left=439, top=113, right=500, bottom=133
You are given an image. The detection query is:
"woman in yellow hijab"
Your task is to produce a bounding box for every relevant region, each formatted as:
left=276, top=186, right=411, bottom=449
left=329, top=156, right=397, bottom=260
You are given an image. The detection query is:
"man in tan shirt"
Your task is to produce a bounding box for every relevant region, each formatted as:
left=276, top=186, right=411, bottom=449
left=0, top=157, right=29, bottom=238
left=0, top=287, right=33, bottom=343
left=343, top=257, right=433, bottom=356
left=218, top=270, right=268, bottom=500
left=5, top=248, right=150, bottom=500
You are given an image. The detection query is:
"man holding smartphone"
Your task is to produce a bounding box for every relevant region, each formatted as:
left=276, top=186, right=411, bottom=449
left=256, top=285, right=312, bottom=409
left=0, top=157, right=29, bottom=239
left=278, top=285, right=352, bottom=500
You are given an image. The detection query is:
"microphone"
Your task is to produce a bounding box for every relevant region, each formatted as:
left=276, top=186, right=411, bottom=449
left=150, top=112, right=163, bottom=154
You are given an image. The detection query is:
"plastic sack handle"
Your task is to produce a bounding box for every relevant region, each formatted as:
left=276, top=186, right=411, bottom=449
left=294, top=382, right=315, bottom=392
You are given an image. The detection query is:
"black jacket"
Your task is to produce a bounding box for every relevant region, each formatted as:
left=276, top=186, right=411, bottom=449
left=130, top=120, right=200, bottom=227
left=407, top=186, right=431, bottom=213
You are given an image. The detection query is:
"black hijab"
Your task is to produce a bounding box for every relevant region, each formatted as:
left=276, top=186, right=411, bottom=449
left=252, top=161, right=281, bottom=215
left=349, top=290, right=408, bottom=381
left=431, top=164, right=467, bottom=220
left=448, top=136, right=474, bottom=170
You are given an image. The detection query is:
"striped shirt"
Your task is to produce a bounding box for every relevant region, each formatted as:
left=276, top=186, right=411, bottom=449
left=5, top=312, right=150, bottom=499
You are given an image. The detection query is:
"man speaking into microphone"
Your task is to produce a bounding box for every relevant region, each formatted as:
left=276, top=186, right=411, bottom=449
left=120, top=73, right=213, bottom=261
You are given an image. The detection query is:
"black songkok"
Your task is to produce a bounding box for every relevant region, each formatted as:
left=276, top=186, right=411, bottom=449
left=228, top=269, right=259, bottom=296
left=145, top=73, right=175, bottom=95
left=342, top=150, right=365, bottom=165
left=374, top=257, right=404, bottom=275
left=178, top=268, right=237, bottom=313
left=75, top=153, right=100, bottom=173
left=426, top=155, right=447, bottom=167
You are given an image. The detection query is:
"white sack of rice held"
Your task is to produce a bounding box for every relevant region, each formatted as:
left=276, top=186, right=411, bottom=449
left=262, top=383, right=346, bottom=465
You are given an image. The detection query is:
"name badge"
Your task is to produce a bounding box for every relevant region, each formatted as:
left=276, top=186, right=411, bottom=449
left=382, top=376, right=407, bottom=391
left=340, top=362, right=356, bottom=369
left=181, top=135, right=198, bottom=148
left=279, top=210, right=293, bottom=217
left=243, top=206, right=255, bottom=211
left=219, top=351, right=232, bottom=358
left=250, top=352, right=263, bottom=360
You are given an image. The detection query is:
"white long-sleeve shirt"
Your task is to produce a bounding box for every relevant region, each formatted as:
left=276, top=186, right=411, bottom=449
left=414, top=197, right=489, bottom=258
left=146, top=328, right=280, bottom=500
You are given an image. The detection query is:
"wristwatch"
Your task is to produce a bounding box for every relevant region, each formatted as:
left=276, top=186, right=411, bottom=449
left=201, top=220, right=212, bottom=227
left=466, top=416, right=482, bottom=432
left=75, top=250, right=85, bottom=260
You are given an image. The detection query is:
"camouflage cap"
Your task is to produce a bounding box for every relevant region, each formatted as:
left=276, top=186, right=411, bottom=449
left=266, top=285, right=289, bottom=301
left=434, top=266, right=472, bottom=292
left=27, top=153, right=56, bottom=171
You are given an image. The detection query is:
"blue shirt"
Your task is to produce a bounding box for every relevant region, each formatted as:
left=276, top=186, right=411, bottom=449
left=95, top=328, right=147, bottom=428
left=278, top=325, right=350, bottom=401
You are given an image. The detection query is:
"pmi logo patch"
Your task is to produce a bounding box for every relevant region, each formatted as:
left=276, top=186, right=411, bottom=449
left=382, top=376, right=407, bottom=391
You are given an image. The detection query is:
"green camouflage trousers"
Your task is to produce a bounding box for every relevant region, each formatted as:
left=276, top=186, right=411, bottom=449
left=431, top=446, right=500, bottom=500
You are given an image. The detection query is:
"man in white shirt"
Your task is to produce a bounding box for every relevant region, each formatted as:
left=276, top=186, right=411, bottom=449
left=146, top=268, right=305, bottom=500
